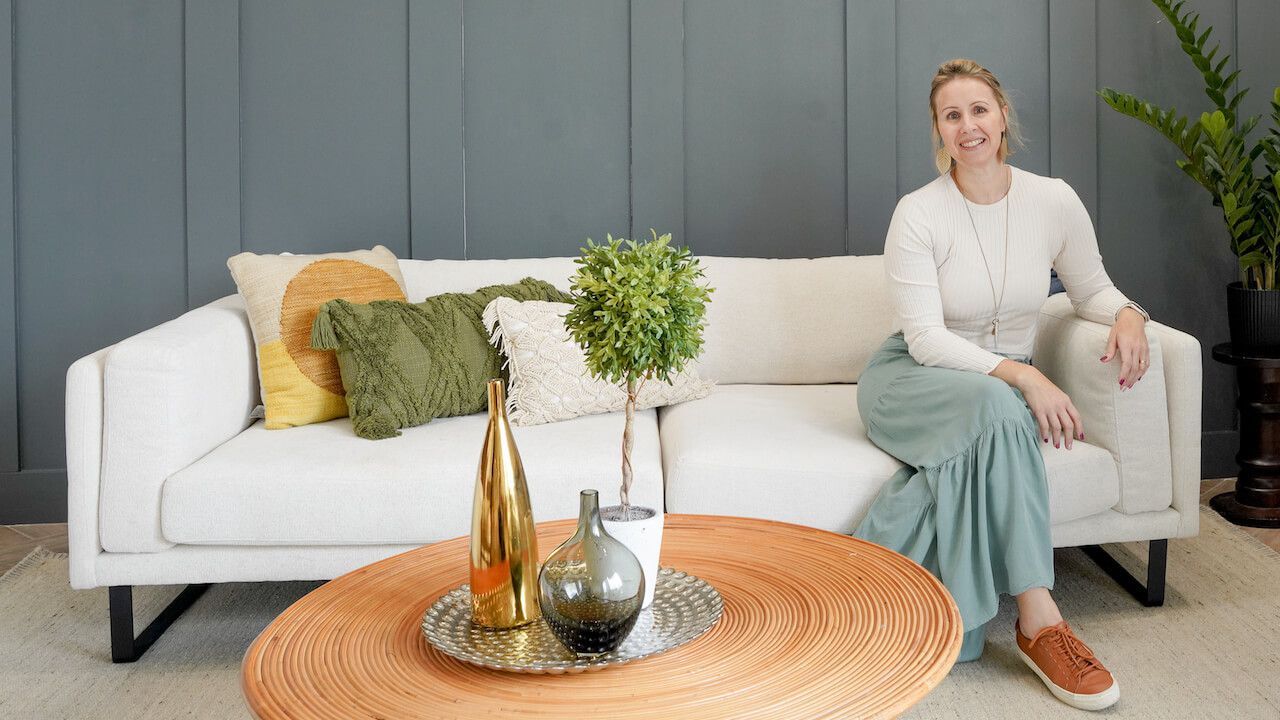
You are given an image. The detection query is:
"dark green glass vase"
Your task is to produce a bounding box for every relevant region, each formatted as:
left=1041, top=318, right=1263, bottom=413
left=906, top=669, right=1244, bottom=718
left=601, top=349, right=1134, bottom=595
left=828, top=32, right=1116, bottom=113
left=538, top=490, right=644, bottom=655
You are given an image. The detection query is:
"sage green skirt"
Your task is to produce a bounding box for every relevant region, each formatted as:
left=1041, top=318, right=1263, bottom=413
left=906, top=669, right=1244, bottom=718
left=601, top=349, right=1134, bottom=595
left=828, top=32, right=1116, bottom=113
left=853, top=333, right=1054, bottom=663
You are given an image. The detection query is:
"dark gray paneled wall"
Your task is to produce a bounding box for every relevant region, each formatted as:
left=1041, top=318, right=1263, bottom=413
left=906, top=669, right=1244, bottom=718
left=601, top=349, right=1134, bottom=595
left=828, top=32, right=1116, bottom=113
left=16, top=0, right=187, bottom=475
left=0, top=1, right=14, bottom=477
left=0, top=0, right=1273, bottom=521
left=186, top=0, right=241, bottom=307
left=464, top=1, right=631, bottom=258
left=686, top=0, right=847, bottom=257
left=241, top=1, right=410, bottom=257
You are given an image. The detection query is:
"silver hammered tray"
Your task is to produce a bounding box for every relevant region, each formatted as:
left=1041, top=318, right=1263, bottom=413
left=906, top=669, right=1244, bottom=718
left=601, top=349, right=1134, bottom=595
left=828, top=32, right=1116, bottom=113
left=421, top=567, right=723, bottom=674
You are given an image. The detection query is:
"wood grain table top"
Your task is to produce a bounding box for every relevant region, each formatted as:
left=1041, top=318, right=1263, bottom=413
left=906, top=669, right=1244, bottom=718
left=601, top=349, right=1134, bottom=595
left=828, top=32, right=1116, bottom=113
left=242, top=514, right=961, bottom=719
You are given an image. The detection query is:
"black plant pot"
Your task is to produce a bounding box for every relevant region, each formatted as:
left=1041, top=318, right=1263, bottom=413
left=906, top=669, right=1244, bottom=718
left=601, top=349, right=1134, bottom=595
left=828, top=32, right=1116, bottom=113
left=1226, top=282, right=1280, bottom=356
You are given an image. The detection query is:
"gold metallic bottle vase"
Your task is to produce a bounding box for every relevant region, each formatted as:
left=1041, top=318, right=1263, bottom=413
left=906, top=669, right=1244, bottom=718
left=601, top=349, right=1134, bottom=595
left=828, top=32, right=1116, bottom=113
left=470, top=379, right=541, bottom=628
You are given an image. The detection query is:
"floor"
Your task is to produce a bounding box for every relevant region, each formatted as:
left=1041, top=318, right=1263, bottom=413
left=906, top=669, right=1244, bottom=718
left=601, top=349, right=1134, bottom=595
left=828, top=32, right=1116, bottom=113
left=1197, top=477, right=1280, bottom=550
left=2, top=479, right=1278, bottom=575
left=1, top=522, right=69, bottom=573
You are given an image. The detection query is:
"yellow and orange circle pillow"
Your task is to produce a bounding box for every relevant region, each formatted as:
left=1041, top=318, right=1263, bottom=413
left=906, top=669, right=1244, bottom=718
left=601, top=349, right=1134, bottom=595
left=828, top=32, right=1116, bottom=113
left=227, top=246, right=407, bottom=429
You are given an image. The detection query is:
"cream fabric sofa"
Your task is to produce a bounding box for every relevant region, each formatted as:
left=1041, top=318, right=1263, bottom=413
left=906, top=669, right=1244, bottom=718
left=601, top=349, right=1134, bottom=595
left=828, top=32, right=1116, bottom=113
left=65, top=254, right=1202, bottom=660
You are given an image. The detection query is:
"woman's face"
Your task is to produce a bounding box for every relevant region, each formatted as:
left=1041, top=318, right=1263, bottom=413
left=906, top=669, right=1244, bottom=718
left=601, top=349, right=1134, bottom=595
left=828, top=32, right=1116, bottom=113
left=933, top=77, right=1008, bottom=170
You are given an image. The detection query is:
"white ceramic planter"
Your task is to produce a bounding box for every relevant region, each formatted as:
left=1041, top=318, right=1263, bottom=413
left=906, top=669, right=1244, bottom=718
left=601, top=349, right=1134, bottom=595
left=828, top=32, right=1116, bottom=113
left=600, top=505, right=664, bottom=609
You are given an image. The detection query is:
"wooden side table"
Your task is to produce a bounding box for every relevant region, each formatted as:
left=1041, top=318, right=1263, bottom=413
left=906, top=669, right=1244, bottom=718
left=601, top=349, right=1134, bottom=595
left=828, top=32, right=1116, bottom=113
left=1211, top=343, right=1280, bottom=527
left=242, top=514, right=962, bottom=719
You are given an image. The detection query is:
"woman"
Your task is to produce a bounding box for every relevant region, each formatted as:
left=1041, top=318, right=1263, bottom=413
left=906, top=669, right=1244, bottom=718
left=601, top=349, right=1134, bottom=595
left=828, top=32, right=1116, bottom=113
left=853, top=59, right=1149, bottom=712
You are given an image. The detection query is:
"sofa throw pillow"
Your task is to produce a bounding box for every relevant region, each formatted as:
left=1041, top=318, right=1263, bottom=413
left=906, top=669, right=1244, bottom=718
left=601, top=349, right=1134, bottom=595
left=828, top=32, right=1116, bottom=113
left=312, top=278, right=570, bottom=440
left=482, top=297, right=715, bottom=426
left=226, top=245, right=407, bottom=430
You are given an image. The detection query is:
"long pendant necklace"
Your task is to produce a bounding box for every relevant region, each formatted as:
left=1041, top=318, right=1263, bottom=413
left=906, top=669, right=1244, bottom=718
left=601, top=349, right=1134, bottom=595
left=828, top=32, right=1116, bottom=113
left=957, top=168, right=1010, bottom=341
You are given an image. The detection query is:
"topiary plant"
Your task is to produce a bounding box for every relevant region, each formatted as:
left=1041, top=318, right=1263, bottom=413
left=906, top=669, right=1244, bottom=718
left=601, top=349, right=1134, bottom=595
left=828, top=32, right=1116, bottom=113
left=564, top=229, right=712, bottom=514
left=1098, top=0, right=1279, bottom=290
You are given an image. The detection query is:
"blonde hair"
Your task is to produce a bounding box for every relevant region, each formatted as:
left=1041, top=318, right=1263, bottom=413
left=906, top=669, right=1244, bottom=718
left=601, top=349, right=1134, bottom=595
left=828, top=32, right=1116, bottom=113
left=929, top=58, right=1023, bottom=174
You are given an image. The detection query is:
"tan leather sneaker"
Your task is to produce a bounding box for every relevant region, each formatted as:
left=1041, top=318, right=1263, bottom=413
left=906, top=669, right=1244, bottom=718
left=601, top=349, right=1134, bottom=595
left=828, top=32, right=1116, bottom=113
left=1015, top=620, right=1120, bottom=711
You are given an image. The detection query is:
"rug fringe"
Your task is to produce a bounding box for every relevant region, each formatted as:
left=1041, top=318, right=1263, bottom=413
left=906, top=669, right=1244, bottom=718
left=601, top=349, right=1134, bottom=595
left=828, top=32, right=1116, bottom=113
left=1200, top=506, right=1280, bottom=561
left=0, top=546, right=64, bottom=586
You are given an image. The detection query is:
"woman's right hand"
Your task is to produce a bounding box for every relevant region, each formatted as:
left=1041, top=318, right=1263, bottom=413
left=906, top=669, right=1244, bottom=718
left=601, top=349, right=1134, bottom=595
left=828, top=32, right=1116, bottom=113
left=991, top=360, right=1083, bottom=450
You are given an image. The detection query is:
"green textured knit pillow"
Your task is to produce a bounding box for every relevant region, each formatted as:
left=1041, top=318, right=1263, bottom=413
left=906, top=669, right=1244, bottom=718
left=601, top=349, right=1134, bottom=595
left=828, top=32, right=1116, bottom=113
left=311, top=277, right=570, bottom=439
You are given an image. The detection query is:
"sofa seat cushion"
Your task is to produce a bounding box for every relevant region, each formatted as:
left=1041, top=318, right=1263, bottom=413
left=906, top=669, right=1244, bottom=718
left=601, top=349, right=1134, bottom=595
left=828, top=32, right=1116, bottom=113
left=693, top=256, right=895, bottom=384
left=658, top=385, right=1120, bottom=534
left=161, top=409, right=662, bottom=546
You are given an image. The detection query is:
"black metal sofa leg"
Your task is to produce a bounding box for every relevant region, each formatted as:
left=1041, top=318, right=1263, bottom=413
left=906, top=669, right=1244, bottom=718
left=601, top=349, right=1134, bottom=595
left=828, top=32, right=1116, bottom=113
left=109, top=584, right=211, bottom=663
left=1080, top=539, right=1168, bottom=607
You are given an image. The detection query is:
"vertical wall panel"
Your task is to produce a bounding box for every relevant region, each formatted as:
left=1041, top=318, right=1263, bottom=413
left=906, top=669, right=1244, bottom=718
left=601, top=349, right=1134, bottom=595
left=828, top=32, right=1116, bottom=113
left=239, top=0, right=408, bottom=256
left=185, top=0, right=241, bottom=307
left=0, top=0, right=15, bottom=472
left=895, top=0, right=1050, bottom=196
left=685, top=0, right=846, bottom=257
left=847, top=0, right=896, bottom=255
left=1048, top=0, right=1098, bottom=219
left=0, top=469, right=62, bottom=523
left=409, top=0, right=464, bottom=261
left=16, top=0, right=187, bottom=469
left=1097, top=0, right=1238, bottom=465
left=630, top=0, right=685, bottom=246
left=1237, top=0, right=1280, bottom=132
left=463, top=0, right=630, bottom=258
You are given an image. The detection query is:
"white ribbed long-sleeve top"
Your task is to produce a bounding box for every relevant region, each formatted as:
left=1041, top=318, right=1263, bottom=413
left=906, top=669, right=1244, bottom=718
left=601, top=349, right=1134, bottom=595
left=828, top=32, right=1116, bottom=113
left=885, top=166, right=1147, bottom=374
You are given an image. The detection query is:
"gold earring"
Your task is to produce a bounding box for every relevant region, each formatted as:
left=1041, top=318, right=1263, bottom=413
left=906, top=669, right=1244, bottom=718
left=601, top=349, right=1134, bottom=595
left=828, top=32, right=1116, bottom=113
left=935, top=146, right=953, bottom=173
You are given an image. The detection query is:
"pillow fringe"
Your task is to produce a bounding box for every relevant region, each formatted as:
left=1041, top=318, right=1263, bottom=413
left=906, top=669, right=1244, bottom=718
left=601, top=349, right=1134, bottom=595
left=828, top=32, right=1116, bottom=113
left=482, top=298, right=523, bottom=419
left=310, top=302, right=343, bottom=351
left=482, top=299, right=514, bottom=373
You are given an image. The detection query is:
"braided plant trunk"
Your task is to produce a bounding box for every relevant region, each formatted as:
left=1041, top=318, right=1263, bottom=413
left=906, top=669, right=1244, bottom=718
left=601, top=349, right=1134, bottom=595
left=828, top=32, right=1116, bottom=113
left=619, top=375, right=649, bottom=514
left=620, top=377, right=636, bottom=513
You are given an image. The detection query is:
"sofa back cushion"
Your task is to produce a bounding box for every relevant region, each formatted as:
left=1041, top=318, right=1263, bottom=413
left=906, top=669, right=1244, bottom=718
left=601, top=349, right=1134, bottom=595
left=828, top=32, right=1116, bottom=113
left=399, top=257, right=578, bottom=300
left=399, top=254, right=893, bottom=385
left=694, top=255, right=893, bottom=384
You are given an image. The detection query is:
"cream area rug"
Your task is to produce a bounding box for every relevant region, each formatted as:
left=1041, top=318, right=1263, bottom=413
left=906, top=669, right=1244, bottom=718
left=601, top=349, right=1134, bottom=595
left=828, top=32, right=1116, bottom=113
left=1, top=508, right=1278, bottom=719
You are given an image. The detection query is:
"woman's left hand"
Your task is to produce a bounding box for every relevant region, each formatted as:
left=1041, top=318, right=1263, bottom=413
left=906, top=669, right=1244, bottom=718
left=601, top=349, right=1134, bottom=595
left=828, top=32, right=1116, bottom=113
left=1101, top=307, right=1149, bottom=391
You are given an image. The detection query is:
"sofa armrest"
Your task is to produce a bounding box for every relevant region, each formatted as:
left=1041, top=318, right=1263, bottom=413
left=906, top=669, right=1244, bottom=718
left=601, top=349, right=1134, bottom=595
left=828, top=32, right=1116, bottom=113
left=1143, top=317, right=1203, bottom=538
left=1035, top=294, right=1196, bottom=527
left=66, top=345, right=113, bottom=589
left=95, top=295, right=259, bottom=554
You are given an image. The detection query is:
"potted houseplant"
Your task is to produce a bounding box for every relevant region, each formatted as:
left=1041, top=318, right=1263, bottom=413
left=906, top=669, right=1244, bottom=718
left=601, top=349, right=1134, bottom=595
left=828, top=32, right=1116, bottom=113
left=1099, top=0, right=1280, bottom=353
left=563, top=229, right=712, bottom=608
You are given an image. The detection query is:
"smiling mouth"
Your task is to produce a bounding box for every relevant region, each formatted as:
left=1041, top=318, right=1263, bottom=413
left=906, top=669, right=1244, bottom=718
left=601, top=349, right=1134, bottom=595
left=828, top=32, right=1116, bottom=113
left=960, top=138, right=986, bottom=149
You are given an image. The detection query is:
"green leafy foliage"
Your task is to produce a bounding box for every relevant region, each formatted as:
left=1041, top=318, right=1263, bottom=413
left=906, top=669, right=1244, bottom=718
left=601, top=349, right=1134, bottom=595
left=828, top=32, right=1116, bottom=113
left=1098, top=0, right=1279, bottom=289
left=565, top=230, right=712, bottom=386
left=564, top=229, right=712, bottom=510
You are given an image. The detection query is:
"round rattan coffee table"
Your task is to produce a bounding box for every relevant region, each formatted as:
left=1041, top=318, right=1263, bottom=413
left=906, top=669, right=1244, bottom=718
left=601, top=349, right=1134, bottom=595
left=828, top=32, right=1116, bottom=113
left=242, top=515, right=962, bottom=719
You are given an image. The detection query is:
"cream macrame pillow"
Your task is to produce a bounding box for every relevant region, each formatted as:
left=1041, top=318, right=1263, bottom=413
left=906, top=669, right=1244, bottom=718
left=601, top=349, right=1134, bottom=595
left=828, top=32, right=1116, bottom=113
left=483, top=297, right=714, bottom=425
